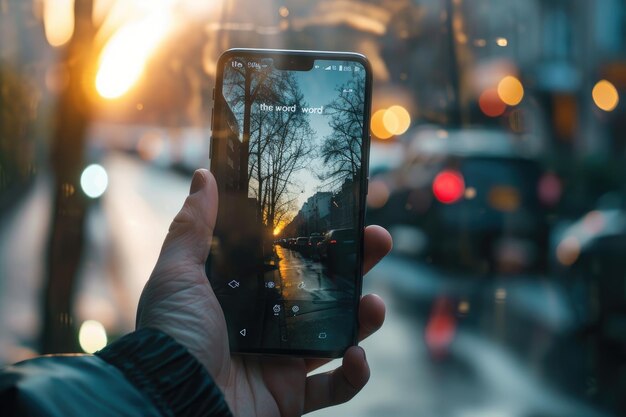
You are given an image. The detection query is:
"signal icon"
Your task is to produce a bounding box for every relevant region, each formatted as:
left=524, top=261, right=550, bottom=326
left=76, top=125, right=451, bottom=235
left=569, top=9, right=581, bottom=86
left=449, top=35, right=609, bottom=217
left=324, top=65, right=332, bottom=71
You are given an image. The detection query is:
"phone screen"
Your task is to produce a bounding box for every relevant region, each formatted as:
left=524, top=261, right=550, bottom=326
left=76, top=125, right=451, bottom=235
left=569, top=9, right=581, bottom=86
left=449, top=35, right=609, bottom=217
left=208, top=50, right=370, bottom=357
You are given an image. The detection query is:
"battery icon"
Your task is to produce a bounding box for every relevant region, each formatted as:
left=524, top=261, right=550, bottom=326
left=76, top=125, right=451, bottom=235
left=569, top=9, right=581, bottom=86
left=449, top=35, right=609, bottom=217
left=339, top=65, right=343, bottom=71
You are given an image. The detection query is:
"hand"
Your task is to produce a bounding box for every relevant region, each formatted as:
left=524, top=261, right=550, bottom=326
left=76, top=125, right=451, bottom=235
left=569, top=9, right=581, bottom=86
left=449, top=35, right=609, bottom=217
left=136, top=169, right=392, bottom=417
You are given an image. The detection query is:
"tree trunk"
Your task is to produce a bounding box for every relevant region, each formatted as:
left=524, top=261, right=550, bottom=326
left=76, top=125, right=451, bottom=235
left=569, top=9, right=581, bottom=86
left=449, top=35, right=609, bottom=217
left=41, top=0, right=95, bottom=354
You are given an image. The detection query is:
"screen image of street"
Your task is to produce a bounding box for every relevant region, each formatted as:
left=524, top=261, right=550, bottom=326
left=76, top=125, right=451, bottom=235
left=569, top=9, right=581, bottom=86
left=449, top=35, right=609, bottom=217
left=208, top=57, right=367, bottom=352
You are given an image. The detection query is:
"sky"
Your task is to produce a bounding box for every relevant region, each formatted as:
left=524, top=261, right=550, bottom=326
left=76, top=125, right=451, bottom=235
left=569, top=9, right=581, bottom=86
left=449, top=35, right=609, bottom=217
left=286, top=59, right=366, bottom=211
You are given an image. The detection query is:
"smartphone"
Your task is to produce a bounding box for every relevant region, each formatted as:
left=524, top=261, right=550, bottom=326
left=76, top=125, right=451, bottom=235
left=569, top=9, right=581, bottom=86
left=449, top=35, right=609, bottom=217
left=207, top=49, right=372, bottom=358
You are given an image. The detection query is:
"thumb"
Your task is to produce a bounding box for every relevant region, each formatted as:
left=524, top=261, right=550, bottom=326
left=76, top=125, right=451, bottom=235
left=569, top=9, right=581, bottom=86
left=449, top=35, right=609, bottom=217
left=159, top=169, right=218, bottom=266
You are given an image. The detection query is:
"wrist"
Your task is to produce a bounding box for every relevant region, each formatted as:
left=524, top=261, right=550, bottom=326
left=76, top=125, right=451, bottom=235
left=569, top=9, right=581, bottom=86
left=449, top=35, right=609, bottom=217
left=96, top=327, right=233, bottom=417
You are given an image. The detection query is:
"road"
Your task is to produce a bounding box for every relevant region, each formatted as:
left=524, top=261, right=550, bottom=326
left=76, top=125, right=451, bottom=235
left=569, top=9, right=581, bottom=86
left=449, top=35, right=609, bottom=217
left=0, top=152, right=619, bottom=416
left=217, top=244, right=357, bottom=350
left=309, top=256, right=612, bottom=417
left=274, top=245, right=346, bottom=300
left=270, top=245, right=356, bottom=349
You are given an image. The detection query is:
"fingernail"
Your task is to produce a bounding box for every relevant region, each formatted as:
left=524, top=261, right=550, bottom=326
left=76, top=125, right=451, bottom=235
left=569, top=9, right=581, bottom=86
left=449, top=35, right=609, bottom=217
left=190, top=170, right=206, bottom=194
left=359, top=346, right=366, bottom=361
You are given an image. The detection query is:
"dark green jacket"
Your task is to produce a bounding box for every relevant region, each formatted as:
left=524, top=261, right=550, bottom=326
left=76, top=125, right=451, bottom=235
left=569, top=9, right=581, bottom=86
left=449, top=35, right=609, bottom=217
left=0, top=328, right=233, bottom=417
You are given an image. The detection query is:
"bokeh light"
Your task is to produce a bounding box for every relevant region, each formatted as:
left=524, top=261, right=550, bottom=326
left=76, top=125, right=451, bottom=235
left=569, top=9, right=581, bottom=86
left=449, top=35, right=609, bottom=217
left=592, top=80, right=619, bottom=112
left=372, top=106, right=411, bottom=139
left=496, top=37, right=508, bottom=47
left=382, top=108, right=399, bottom=134
left=433, top=170, right=465, bottom=204
left=78, top=320, right=108, bottom=353
left=385, top=105, right=411, bottom=136
left=479, top=88, right=507, bottom=117
left=474, top=39, right=487, bottom=47
left=497, top=76, right=524, bottom=106
left=367, top=180, right=391, bottom=209
left=96, top=11, right=172, bottom=99
left=488, top=186, right=521, bottom=212
left=582, top=211, right=605, bottom=235
left=371, top=109, right=393, bottom=139
left=458, top=301, right=470, bottom=314
left=43, top=0, right=75, bottom=47
left=556, top=236, right=581, bottom=266
left=80, top=164, right=109, bottom=199
left=538, top=173, right=562, bottom=206
left=425, top=299, right=456, bottom=357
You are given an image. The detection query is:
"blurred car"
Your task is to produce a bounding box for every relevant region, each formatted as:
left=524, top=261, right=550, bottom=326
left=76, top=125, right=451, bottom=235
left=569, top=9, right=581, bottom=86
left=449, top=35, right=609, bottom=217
left=368, top=127, right=550, bottom=274
left=554, top=197, right=626, bottom=332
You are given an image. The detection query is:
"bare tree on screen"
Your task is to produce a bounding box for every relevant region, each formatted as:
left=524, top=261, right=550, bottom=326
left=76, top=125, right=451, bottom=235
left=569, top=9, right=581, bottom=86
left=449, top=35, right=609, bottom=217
left=318, top=76, right=365, bottom=187
left=222, top=65, right=314, bottom=231
left=248, top=73, right=314, bottom=230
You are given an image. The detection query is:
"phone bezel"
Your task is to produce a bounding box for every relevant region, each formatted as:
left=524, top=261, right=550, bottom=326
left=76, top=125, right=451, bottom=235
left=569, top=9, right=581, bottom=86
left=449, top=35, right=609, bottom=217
left=210, top=48, right=372, bottom=358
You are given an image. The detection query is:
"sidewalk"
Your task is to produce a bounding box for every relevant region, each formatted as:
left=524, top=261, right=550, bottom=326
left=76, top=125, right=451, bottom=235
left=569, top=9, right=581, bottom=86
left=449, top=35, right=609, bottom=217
left=0, top=153, right=190, bottom=364
left=0, top=176, right=51, bottom=364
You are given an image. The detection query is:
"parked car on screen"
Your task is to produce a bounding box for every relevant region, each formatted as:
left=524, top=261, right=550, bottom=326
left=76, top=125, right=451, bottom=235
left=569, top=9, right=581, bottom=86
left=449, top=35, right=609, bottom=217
left=295, top=237, right=309, bottom=252
left=306, top=235, right=325, bottom=259
left=319, top=229, right=357, bottom=269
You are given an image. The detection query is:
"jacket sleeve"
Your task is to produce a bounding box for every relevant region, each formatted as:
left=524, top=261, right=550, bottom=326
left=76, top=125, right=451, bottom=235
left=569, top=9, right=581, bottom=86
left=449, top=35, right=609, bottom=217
left=0, top=328, right=233, bottom=417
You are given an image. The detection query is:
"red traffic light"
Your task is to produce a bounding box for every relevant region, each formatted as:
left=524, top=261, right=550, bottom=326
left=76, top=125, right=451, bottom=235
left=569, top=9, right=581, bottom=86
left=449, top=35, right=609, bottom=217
left=433, top=170, right=465, bottom=204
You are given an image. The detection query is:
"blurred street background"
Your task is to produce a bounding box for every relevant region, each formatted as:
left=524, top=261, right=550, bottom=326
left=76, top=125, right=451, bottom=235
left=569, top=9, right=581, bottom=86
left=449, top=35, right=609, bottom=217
left=2, top=0, right=626, bottom=416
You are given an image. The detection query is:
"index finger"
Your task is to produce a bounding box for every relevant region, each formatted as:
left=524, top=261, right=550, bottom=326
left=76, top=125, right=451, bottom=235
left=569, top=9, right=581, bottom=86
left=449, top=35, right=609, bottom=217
left=362, top=225, right=393, bottom=275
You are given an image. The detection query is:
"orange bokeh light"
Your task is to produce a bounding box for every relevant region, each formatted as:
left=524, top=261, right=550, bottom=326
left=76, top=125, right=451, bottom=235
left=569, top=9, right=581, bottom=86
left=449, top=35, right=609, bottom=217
left=556, top=236, right=581, bottom=266
left=384, top=105, right=411, bottom=136
left=371, top=109, right=393, bottom=140
left=479, top=88, right=507, bottom=117
left=592, top=80, right=619, bottom=112
left=497, top=76, right=524, bottom=106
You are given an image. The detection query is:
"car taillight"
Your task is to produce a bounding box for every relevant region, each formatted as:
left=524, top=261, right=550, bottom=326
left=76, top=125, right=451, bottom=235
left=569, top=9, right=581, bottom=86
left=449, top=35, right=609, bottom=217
left=433, top=170, right=465, bottom=204
left=330, top=240, right=337, bottom=244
